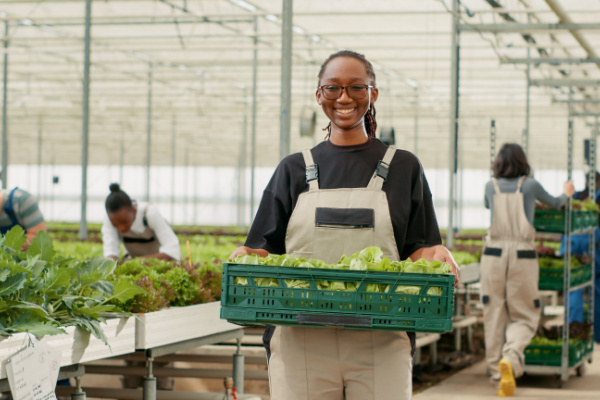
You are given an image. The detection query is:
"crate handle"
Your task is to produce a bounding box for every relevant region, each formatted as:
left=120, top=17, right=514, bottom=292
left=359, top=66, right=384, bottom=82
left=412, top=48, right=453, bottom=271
left=296, top=313, right=371, bottom=327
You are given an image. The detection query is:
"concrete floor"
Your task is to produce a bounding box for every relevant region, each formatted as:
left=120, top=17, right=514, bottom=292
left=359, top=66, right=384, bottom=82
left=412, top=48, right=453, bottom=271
left=414, top=346, right=600, bottom=400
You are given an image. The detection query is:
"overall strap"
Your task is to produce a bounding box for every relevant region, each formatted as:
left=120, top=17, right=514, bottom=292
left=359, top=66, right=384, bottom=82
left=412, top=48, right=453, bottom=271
left=492, top=178, right=501, bottom=194
left=516, top=176, right=526, bottom=192
left=368, top=145, right=396, bottom=190
left=142, top=205, right=149, bottom=227
left=302, top=149, right=319, bottom=191
left=3, top=187, right=19, bottom=226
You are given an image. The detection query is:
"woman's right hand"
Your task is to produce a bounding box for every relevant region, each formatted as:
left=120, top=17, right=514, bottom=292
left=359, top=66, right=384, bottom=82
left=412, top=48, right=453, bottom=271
left=564, top=180, right=575, bottom=197
left=229, top=246, right=270, bottom=259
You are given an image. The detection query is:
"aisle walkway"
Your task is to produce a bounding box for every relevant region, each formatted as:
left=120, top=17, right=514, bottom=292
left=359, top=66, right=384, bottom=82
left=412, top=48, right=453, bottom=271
left=414, top=346, right=600, bottom=400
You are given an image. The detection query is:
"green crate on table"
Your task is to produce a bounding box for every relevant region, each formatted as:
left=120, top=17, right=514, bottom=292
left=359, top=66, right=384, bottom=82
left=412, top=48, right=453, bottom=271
left=538, top=263, right=591, bottom=291
left=583, top=339, right=594, bottom=356
left=220, top=263, right=455, bottom=333
left=524, top=341, right=583, bottom=367
left=534, top=210, right=596, bottom=233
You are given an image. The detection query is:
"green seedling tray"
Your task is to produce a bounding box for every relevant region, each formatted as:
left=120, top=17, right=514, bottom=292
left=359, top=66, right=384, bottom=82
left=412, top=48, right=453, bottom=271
left=220, top=263, right=455, bottom=333
left=534, top=210, right=598, bottom=233
left=538, top=264, right=592, bottom=291
left=524, top=342, right=583, bottom=367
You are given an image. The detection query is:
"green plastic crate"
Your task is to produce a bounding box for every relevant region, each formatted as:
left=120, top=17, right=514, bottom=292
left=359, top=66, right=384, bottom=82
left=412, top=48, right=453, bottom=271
left=538, top=264, right=592, bottom=291
left=534, top=210, right=597, bottom=233
left=220, top=263, right=455, bottom=333
left=524, top=341, right=583, bottom=367
left=583, top=339, right=594, bottom=356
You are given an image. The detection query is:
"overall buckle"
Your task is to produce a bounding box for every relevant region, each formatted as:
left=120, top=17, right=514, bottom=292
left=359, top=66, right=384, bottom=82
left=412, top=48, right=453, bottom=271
left=305, top=164, right=319, bottom=184
left=374, top=160, right=389, bottom=182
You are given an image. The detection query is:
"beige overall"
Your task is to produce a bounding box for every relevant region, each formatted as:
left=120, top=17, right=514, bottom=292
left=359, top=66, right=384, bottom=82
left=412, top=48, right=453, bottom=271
left=121, top=207, right=160, bottom=257
left=480, top=177, right=540, bottom=380
left=267, top=146, right=413, bottom=400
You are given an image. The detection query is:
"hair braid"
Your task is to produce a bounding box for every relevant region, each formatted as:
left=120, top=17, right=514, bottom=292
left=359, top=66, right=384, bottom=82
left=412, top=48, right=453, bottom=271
left=365, top=104, right=377, bottom=138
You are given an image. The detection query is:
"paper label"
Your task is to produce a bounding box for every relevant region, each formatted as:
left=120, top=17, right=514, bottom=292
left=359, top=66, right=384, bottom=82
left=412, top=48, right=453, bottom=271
left=6, top=343, right=58, bottom=400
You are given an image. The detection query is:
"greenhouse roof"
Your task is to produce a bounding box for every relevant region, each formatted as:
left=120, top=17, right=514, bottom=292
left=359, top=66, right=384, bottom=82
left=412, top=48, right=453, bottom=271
left=4, top=0, right=600, bottom=171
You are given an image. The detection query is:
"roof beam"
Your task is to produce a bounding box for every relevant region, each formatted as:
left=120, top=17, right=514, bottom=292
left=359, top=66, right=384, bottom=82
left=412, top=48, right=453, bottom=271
left=530, top=79, right=600, bottom=87
left=500, top=58, right=600, bottom=65
left=458, top=22, right=600, bottom=33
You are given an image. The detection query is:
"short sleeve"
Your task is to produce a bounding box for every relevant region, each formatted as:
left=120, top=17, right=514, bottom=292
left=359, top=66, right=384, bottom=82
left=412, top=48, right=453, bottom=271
left=101, top=215, right=121, bottom=258
left=14, top=189, right=44, bottom=229
left=399, top=163, right=442, bottom=259
left=245, top=154, right=306, bottom=255
left=145, top=205, right=182, bottom=261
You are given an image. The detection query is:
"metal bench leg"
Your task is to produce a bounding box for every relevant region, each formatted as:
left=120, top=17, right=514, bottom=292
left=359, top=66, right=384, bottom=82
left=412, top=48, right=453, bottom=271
left=414, top=348, right=422, bottom=366
left=454, top=327, right=462, bottom=351
left=466, top=325, right=473, bottom=352
left=143, top=357, right=157, bottom=400
left=232, top=338, right=245, bottom=395
left=71, top=376, right=86, bottom=400
left=429, top=342, right=438, bottom=366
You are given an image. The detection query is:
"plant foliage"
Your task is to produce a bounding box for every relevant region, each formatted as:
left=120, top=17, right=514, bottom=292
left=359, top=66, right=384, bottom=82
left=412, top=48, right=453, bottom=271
left=0, top=228, right=145, bottom=342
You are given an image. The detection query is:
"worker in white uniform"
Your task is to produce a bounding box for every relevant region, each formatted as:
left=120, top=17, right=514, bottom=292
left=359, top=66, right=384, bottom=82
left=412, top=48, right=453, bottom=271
left=101, top=182, right=181, bottom=390
left=102, top=183, right=181, bottom=262
left=231, top=50, right=460, bottom=400
left=481, top=143, right=574, bottom=396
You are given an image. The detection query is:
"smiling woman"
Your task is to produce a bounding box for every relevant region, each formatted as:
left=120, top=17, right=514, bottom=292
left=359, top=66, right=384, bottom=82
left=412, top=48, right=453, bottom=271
left=316, top=51, right=379, bottom=144
left=229, top=49, right=459, bottom=400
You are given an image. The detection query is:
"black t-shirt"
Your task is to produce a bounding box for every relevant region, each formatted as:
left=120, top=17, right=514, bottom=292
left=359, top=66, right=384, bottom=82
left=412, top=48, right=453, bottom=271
left=245, top=138, right=442, bottom=259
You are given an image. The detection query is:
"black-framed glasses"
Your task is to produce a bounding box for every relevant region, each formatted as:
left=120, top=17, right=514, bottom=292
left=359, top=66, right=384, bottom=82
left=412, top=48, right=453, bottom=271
left=318, top=84, right=374, bottom=100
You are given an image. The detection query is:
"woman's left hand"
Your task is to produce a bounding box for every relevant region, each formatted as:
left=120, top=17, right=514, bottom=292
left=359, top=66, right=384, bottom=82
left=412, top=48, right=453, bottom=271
left=410, top=245, right=460, bottom=288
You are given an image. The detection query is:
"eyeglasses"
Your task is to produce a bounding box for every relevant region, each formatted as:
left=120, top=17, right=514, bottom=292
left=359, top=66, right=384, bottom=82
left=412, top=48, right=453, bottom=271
left=318, top=84, right=374, bottom=100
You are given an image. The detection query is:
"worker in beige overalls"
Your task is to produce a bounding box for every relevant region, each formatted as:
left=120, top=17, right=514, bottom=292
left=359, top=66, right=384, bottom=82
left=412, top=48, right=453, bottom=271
left=231, top=50, right=459, bottom=400
left=101, top=182, right=181, bottom=390
left=101, top=183, right=181, bottom=262
left=481, top=143, right=573, bottom=397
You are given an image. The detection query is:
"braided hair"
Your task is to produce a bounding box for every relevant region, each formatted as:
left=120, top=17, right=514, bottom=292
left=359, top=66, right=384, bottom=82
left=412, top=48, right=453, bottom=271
left=318, top=50, right=378, bottom=139
left=105, top=183, right=132, bottom=213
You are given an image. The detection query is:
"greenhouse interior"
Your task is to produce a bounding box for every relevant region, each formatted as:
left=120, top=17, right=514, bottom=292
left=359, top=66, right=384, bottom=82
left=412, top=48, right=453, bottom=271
left=1, top=0, right=600, bottom=399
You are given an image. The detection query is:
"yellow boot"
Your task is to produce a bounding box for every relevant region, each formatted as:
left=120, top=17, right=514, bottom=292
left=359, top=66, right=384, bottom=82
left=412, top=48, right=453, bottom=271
left=497, top=359, right=516, bottom=397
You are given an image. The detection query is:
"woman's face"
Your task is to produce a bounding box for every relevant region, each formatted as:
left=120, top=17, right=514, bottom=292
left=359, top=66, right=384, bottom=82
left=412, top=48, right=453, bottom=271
left=108, top=205, right=136, bottom=234
left=316, top=56, right=378, bottom=137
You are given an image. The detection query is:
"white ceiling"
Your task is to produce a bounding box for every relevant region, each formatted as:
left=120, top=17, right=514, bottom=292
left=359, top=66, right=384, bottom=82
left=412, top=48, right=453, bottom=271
left=4, top=0, right=600, bottom=171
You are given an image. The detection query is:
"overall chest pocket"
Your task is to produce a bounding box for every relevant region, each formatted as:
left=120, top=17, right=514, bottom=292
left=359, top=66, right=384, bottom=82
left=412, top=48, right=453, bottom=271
left=315, top=207, right=375, bottom=229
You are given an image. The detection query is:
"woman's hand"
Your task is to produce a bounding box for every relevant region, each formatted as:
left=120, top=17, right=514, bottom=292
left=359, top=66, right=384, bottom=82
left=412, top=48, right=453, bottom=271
left=409, top=245, right=460, bottom=288
left=229, top=246, right=270, bottom=259
left=564, top=180, right=575, bottom=198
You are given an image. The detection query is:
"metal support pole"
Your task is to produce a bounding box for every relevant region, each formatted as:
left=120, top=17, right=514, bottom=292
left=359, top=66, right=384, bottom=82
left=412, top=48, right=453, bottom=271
left=71, top=375, right=86, bottom=400
left=0, top=20, right=8, bottom=189
left=413, top=88, right=419, bottom=156
left=146, top=62, right=153, bottom=202
left=447, top=0, right=460, bottom=248
left=250, top=17, right=258, bottom=223
left=590, top=117, right=598, bottom=342
left=279, top=0, right=293, bottom=161
left=490, top=119, right=496, bottom=176
left=232, top=338, right=245, bottom=395
left=143, top=357, right=157, bottom=400
left=170, top=116, right=176, bottom=224
left=79, top=0, right=92, bottom=240
left=37, top=119, right=42, bottom=197
left=562, top=112, right=574, bottom=382
left=193, top=153, right=198, bottom=225
left=119, top=134, right=124, bottom=184
left=238, top=114, right=248, bottom=227
left=523, top=19, right=531, bottom=157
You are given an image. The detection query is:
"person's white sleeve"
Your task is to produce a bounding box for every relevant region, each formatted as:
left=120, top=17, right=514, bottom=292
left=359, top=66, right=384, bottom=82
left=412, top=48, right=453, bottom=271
left=101, top=216, right=121, bottom=258
left=145, top=205, right=181, bottom=261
